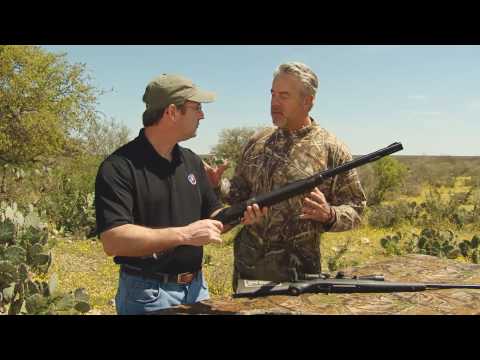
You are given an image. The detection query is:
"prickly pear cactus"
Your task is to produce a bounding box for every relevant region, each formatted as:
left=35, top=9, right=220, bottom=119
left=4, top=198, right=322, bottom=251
left=415, top=228, right=461, bottom=259
left=0, top=202, right=91, bottom=315
left=380, top=232, right=403, bottom=256
left=458, top=235, right=480, bottom=264
left=380, top=228, right=479, bottom=262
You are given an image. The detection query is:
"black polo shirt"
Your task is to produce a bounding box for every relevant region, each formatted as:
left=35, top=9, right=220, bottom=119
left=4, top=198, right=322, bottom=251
left=95, top=129, right=223, bottom=274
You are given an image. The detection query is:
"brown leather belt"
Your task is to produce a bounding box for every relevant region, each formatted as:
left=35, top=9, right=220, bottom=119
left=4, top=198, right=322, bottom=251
left=121, top=265, right=200, bottom=285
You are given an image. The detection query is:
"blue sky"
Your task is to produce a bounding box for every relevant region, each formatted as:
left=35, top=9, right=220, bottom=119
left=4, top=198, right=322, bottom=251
left=41, top=45, right=480, bottom=156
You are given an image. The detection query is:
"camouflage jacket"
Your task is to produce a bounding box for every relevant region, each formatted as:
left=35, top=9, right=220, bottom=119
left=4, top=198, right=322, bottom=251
left=219, top=119, right=367, bottom=282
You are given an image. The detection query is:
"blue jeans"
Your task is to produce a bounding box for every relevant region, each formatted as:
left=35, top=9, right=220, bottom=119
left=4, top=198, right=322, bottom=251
left=115, top=270, right=210, bottom=315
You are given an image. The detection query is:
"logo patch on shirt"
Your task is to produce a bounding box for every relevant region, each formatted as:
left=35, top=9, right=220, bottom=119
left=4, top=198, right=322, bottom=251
left=187, top=173, right=197, bottom=185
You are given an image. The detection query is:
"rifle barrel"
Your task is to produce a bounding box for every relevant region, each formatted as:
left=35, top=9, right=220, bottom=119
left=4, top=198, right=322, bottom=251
left=288, top=279, right=480, bottom=295
left=425, top=283, right=480, bottom=290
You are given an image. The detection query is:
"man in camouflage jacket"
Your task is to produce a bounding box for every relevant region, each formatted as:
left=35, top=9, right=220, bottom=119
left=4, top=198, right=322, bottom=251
left=205, top=62, right=367, bottom=286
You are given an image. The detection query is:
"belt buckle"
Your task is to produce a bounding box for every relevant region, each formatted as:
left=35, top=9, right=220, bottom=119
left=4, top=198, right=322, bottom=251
left=177, top=272, right=194, bottom=284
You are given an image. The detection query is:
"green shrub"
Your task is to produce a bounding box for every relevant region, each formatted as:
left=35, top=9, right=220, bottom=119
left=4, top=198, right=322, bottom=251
left=326, top=238, right=352, bottom=272
left=38, top=178, right=96, bottom=238
left=367, top=201, right=419, bottom=228
left=401, top=178, right=423, bottom=197
left=36, top=154, right=99, bottom=238
left=368, top=156, right=407, bottom=205
left=1, top=154, right=99, bottom=238
left=0, top=202, right=91, bottom=314
left=419, top=188, right=475, bottom=230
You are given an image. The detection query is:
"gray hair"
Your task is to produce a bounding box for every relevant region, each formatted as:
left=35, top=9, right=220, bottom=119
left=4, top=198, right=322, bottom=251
left=274, top=62, right=319, bottom=97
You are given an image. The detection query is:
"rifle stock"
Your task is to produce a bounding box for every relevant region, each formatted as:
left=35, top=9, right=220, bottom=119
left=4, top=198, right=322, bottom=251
left=213, top=142, right=403, bottom=225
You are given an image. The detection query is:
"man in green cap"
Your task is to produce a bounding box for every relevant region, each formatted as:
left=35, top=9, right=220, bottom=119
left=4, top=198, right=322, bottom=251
left=95, top=74, right=267, bottom=315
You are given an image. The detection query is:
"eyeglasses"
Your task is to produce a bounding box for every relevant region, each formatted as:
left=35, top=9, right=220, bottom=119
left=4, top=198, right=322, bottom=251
left=183, top=103, right=203, bottom=113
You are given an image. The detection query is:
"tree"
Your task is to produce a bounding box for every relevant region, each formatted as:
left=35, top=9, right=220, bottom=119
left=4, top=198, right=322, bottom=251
left=369, top=156, right=408, bottom=205
left=84, top=114, right=131, bottom=159
left=210, top=126, right=267, bottom=166
left=0, top=45, right=103, bottom=165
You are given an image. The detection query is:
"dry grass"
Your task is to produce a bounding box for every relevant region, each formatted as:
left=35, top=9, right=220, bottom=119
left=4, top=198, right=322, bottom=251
left=50, top=238, right=118, bottom=315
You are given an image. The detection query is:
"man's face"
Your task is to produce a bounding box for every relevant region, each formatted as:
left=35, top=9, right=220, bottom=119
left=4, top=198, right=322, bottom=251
left=177, top=100, right=204, bottom=141
left=270, top=74, right=309, bottom=129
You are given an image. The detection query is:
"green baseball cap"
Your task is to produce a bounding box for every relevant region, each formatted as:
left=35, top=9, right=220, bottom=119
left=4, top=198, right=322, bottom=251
left=142, top=74, right=216, bottom=113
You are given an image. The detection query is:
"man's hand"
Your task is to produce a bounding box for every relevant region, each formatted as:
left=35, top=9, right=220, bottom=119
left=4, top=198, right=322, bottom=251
left=241, top=204, right=268, bottom=225
left=299, top=187, right=336, bottom=225
left=203, top=160, right=229, bottom=188
left=180, top=219, right=224, bottom=246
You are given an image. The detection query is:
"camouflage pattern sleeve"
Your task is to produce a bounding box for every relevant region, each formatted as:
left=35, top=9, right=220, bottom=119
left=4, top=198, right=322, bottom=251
left=326, top=141, right=367, bottom=232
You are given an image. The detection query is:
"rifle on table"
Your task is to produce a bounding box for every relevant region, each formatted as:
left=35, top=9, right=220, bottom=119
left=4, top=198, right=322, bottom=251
left=234, top=272, right=480, bottom=298
left=212, top=142, right=403, bottom=225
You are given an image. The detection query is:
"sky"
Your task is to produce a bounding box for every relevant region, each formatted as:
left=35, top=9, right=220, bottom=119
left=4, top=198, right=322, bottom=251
left=41, top=45, right=480, bottom=156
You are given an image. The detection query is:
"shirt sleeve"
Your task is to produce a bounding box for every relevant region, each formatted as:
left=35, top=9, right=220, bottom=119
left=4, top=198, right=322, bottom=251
left=94, top=156, right=135, bottom=235
left=326, top=143, right=367, bottom=232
